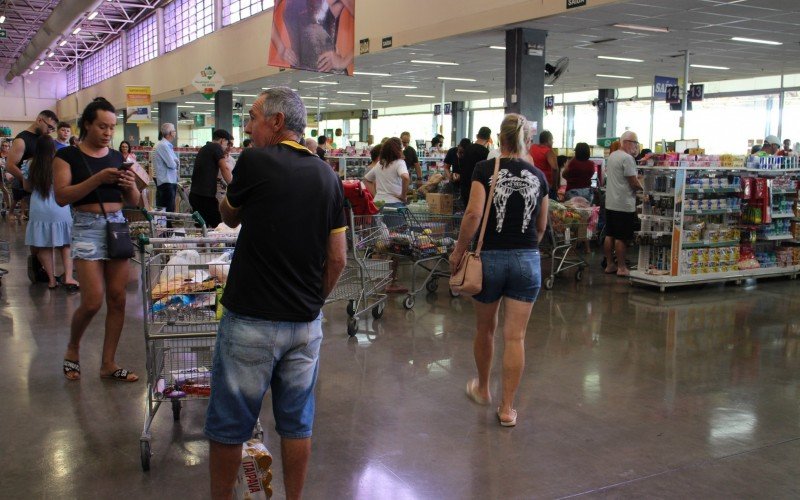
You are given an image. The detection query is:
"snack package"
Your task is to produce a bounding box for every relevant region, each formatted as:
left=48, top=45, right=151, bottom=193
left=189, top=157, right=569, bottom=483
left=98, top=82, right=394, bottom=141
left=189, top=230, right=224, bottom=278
left=234, top=440, right=274, bottom=500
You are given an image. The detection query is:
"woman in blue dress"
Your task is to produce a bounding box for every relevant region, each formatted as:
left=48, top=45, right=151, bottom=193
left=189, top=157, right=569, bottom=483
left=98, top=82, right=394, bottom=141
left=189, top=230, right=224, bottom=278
left=23, top=135, right=79, bottom=291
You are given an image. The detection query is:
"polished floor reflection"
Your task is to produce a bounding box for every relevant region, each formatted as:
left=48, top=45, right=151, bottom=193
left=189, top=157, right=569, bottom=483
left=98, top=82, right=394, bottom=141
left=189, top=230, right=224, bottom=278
left=1, top=222, right=799, bottom=498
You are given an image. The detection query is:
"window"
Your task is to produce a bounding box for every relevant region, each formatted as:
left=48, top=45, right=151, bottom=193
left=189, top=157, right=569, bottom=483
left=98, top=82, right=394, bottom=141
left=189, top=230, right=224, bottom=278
left=66, top=65, right=79, bottom=95
left=128, top=15, right=158, bottom=68
left=81, top=37, right=123, bottom=88
left=222, top=0, right=274, bottom=26
left=164, top=0, right=215, bottom=53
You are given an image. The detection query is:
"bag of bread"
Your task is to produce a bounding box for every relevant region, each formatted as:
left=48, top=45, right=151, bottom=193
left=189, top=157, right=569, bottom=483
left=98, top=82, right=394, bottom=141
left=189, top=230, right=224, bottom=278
left=234, top=439, right=274, bottom=499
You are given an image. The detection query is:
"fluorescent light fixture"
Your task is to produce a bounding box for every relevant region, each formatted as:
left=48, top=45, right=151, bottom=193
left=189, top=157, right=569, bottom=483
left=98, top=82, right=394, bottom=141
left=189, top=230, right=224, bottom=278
left=410, top=59, right=459, bottom=66
left=327, top=102, right=356, bottom=106
left=233, top=93, right=258, bottom=97
left=405, top=94, right=435, bottom=98
left=353, top=71, right=391, bottom=76
left=300, top=96, right=328, bottom=100
left=545, top=84, right=554, bottom=87
left=598, top=55, right=643, bottom=63
left=690, top=64, right=730, bottom=70
left=731, top=36, right=782, bottom=46
left=0, top=15, right=6, bottom=23
left=455, top=89, right=487, bottom=94
left=382, top=84, right=417, bottom=89
left=437, top=76, right=476, bottom=82
left=28, top=70, right=34, bottom=75
left=59, top=40, right=67, bottom=47
left=87, top=11, right=98, bottom=20
left=72, top=27, right=82, bottom=35
left=337, top=91, right=369, bottom=95
left=596, top=73, right=634, bottom=79
left=185, top=101, right=215, bottom=104
left=298, top=80, right=338, bottom=85
left=192, top=111, right=212, bottom=115
left=361, top=99, right=389, bottom=103
left=47, top=51, right=55, bottom=58
left=177, top=105, right=195, bottom=108
left=489, top=45, right=505, bottom=50
left=612, top=23, right=669, bottom=33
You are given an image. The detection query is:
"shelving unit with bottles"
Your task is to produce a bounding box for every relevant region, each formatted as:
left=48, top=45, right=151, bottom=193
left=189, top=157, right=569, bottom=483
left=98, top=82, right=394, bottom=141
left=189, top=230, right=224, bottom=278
left=630, top=156, right=800, bottom=291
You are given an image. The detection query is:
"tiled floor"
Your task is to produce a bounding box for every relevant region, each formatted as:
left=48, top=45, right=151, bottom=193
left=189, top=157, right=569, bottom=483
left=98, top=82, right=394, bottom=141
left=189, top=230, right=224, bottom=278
left=1, top=220, right=799, bottom=498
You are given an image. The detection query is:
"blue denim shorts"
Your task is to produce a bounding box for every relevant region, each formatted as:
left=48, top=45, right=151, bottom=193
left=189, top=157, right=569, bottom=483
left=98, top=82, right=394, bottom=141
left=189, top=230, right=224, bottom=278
left=71, top=210, right=126, bottom=261
left=472, top=249, right=542, bottom=304
left=204, top=309, right=324, bottom=443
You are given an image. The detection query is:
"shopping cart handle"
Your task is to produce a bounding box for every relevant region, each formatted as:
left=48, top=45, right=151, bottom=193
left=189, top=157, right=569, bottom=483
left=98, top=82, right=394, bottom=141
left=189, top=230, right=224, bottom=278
left=137, top=234, right=150, bottom=247
left=192, top=211, right=207, bottom=227
left=142, top=208, right=154, bottom=222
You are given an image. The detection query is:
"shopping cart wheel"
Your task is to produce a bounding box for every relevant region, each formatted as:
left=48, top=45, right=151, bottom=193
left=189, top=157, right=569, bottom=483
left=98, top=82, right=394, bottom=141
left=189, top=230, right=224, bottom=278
left=425, top=279, right=439, bottom=293
left=449, top=288, right=460, bottom=298
left=346, top=300, right=356, bottom=317
left=575, top=268, right=584, bottom=281
left=402, top=295, right=415, bottom=309
left=544, top=276, right=554, bottom=290
left=140, top=440, right=151, bottom=471
left=347, top=317, right=358, bottom=336
left=171, top=399, right=182, bottom=421
left=371, top=302, right=385, bottom=319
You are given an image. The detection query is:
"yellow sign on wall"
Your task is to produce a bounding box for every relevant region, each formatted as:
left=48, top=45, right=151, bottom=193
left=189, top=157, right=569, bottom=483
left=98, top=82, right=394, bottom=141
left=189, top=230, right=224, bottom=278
left=125, top=85, right=152, bottom=123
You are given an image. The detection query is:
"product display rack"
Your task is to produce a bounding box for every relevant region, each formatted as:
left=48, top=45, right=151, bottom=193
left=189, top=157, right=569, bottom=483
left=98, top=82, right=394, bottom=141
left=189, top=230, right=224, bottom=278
left=326, top=154, right=446, bottom=181
left=630, top=157, right=800, bottom=291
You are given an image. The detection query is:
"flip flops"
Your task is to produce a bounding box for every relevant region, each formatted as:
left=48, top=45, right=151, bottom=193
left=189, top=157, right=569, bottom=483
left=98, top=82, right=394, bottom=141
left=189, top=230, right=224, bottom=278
left=63, top=359, right=80, bottom=381
left=101, top=368, right=139, bottom=383
left=497, top=408, right=517, bottom=427
left=466, top=378, right=491, bottom=406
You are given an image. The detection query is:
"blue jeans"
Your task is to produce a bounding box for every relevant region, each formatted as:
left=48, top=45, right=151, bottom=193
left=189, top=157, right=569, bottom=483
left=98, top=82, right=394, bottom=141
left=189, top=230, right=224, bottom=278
left=566, top=188, right=593, bottom=203
left=71, top=210, right=126, bottom=261
left=204, top=309, right=324, bottom=443
left=473, top=249, right=542, bottom=303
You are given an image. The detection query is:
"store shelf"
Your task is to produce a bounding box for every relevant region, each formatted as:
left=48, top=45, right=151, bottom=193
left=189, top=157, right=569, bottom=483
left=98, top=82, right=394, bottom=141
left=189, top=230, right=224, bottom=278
left=757, top=234, right=794, bottom=241
left=649, top=191, right=676, bottom=197
left=685, top=187, right=740, bottom=194
left=636, top=231, right=673, bottom=237
left=629, top=265, right=800, bottom=290
left=745, top=168, right=800, bottom=175
left=771, top=212, right=795, bottom=219
left=772, top=189, right=797, bottom=195
left=684, top=208, right=741, bottom=216
left=682, top=240, right=740, bottom=249
left=638, top=214, right=673, bottom=221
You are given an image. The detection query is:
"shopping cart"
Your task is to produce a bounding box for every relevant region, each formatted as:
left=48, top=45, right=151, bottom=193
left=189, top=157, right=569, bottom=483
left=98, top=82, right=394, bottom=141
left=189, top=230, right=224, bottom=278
left=129, top=209, right=208, bottom=240
left=377, top=206, right=461, bottom=309
left=542, top=204, right=598, bottom=290
left=137, top=235, right=262, bottom=471
left=0, top=239, right=9, bottom=286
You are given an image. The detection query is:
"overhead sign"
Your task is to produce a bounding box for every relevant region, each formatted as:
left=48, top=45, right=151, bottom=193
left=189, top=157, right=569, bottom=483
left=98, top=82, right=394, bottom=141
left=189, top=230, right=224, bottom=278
left=598, top=137, right=619, bottom=148
left=444, top=102, right=452, bottom=115
left=434, top=104, right=441, bottom=116
left=382, top=36, right=393, bottom=49
left=526, top=43, right=544, bottom=57
left=372, top=109, right=379, bottom=119
left=361, top=109, right=369, bottom=120
left=194, top=114, right=206, bottom=127
left=653, top=75, right=678, bottom=100
left=544, top=95, right=555, bottom=112
left=0, top=29, right=7, bottom=39
left=665, top=85, right=681, bottom=104
left=125, top=86, right=152, bottom=123
left=192, top=66, right=225, bottom=100
left=689, top=84, right=704, bottom=101
left=359, top=38, right=370, bottom=55
left=566, top=0, right=587, bottom=8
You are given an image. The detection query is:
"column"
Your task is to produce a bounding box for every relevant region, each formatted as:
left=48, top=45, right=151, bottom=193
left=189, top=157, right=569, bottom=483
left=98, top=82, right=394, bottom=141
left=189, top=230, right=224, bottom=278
left=215, top=90, right=233, bottom=134
left=596, top=89, right=617, bottom=142
left=504, top=28, right=547, bottom=133
left=359, top=111, right=369, bottom=143
left=451, top=101, right=467, bottom=144
left=122, top=110, right=141, bottom=145
left=566, top=104, right=576, bottom=148
left=158, top=101, right=178, bottom=143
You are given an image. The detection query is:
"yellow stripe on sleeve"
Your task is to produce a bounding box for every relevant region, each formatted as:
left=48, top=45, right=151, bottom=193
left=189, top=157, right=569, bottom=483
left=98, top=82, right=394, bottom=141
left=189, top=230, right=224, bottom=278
left=330, top=226, right=347, bottom=234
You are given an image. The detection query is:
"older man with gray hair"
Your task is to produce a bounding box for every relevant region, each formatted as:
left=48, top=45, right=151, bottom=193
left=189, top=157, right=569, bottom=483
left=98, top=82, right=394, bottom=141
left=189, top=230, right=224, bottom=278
left=603, top=130, right=643, bottom=277
left=154, top=122, right=179, bottom=212
left=205, top=88, right=348, bottom=500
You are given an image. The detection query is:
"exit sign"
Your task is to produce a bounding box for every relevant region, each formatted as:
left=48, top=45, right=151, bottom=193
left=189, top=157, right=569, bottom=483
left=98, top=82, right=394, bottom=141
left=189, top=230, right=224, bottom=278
left=0, top=29, right=7, bottom=39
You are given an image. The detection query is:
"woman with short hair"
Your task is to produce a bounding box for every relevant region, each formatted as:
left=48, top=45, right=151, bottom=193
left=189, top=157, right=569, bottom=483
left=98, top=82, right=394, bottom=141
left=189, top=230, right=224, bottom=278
left=563, top=142, right=596, bottom=202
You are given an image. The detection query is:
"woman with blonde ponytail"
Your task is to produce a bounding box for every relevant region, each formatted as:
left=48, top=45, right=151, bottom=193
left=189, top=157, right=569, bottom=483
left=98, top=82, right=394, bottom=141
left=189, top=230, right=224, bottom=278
left=450, top=113, right=549, bottom=427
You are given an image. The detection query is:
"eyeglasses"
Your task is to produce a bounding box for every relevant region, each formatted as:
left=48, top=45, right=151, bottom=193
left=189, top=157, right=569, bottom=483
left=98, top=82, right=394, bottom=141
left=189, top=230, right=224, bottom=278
left=624, top=139, right=640, bottom=146
left=42, top=120, right=56, bottom=133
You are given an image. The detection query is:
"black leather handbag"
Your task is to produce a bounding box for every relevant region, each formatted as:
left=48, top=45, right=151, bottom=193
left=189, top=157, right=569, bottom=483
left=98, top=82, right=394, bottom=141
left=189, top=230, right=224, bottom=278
left=81, top=153, right=135, bottom=259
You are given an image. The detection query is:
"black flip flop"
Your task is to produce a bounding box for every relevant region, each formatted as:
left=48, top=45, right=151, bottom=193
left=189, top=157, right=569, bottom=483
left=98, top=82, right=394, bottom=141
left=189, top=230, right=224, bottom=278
left=64, top=283, right=80, bottom=293
left=63, top=359, right=80, bottom=381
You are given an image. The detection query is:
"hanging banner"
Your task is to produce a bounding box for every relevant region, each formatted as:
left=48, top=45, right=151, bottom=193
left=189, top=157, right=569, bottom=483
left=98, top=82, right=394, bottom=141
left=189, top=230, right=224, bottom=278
left=192, top=66, right=225, bottom=100
left=125, top=86, right=152, bottom=123
left=268, top=0, right=355, bottom=76
left=653, top=76, right=678, bottom=100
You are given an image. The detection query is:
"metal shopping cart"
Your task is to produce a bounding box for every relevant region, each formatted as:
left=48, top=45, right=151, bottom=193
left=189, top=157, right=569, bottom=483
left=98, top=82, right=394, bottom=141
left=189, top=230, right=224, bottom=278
left=326, top=209, right=393, bottom=336
left=542, top=204, right=598, bottom=290
left=377, top=206, right=461, bottom=309
left=0, top=239, right=9, bottom=286
left=137, top=235, right=262, bottom=471
left=129, top=209, right=208, bottom=241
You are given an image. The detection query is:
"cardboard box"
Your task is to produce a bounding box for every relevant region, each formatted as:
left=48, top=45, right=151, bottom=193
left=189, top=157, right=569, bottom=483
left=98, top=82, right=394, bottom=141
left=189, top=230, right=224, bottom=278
left=427, top=193, right=453, bottom=215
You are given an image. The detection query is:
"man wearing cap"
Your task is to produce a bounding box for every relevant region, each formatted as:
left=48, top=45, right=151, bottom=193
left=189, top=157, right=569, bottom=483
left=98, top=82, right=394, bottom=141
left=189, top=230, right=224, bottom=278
left=189, top=128, right=234, bottom=228
left=778, top=139, right=793, bottom=157
left=760, top=135, right=781, bottom=156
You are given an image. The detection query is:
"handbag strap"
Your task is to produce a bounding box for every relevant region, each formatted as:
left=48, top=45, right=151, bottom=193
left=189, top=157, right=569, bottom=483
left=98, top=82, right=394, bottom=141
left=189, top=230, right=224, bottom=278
left=474, top=156, right=501, bottom=257
left=79, top=149, right=110, bottom=220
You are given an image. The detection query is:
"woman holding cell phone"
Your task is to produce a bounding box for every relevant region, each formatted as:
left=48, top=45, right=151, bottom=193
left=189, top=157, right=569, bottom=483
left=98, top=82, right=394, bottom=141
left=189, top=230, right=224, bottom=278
left=53, top=97, right=141, bottom=383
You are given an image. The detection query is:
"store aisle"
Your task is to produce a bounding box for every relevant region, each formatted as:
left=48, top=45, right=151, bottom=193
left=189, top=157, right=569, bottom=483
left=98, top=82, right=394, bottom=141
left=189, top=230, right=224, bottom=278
left=1, top=222, right=799, bottom=498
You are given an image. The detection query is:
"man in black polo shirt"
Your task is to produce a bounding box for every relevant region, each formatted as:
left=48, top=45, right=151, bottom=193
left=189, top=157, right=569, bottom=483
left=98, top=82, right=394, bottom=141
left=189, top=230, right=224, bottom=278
left=205, top=88, right=347, bottom=500
left=189, top=128, right=233, bottom=228
left=459, top=126, right=491, bottom=207
left=400, top=131, right=423, bottom=187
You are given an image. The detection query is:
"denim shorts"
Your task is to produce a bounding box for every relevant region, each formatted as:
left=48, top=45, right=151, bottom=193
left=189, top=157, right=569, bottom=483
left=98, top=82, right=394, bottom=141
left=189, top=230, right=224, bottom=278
left=71, top=210, right=126, bottom=261
left=472, top=249, right=542, bottom=304
left=204, top=309, right=324, bottom=443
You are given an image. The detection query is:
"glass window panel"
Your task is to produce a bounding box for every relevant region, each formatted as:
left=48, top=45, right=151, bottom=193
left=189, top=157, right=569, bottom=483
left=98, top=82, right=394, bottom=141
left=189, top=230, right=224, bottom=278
left=164, top=0, right=215, bottom=52
left=782, top=91, right=800, bottom=152
left=573, top=104, right=598, bottom=146
left=222, top=0, right=274, bottom=27
left=127, top=15, right=158, bottom=68
left=66, top=65, right=79, bottom=94
left=81, top=37, right=123, bottom=88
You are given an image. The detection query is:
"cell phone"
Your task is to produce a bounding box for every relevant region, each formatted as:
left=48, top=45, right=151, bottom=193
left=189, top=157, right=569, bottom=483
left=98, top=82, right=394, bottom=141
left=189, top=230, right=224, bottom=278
left=119, top=162, right=134, bottom=170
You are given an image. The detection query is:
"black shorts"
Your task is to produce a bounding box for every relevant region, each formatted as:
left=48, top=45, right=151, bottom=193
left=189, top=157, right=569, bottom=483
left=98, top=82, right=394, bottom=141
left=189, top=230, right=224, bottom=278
left=605, top=209, right=636, bottom=241
left=12, top=188, right=30, bottom=203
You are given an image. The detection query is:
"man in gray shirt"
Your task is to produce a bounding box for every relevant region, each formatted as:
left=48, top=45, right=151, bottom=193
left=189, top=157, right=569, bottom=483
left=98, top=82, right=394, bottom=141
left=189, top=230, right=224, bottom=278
left=154, top=123, right=179, bottom=212
left=603, top=130, right=643, bottom=277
